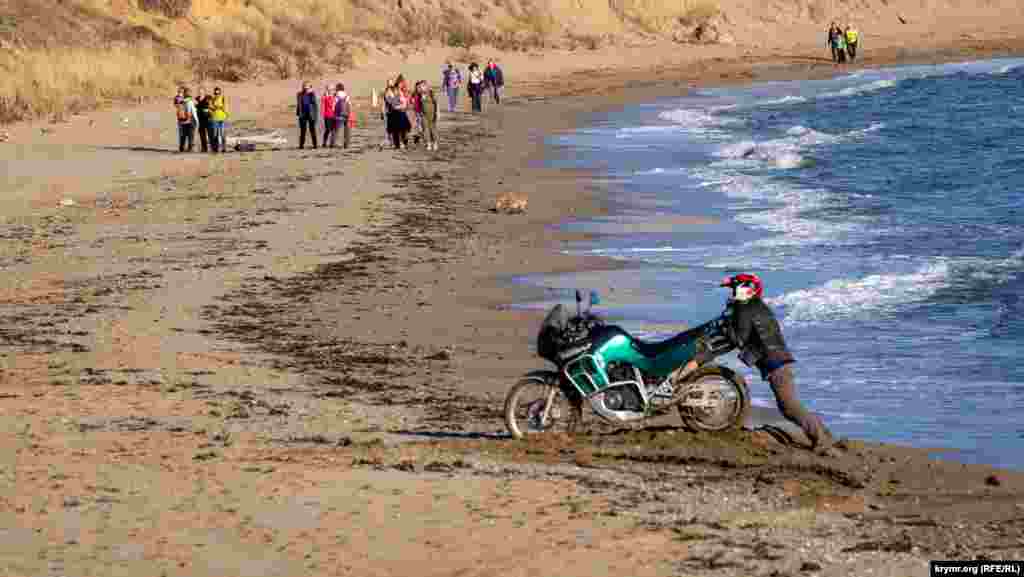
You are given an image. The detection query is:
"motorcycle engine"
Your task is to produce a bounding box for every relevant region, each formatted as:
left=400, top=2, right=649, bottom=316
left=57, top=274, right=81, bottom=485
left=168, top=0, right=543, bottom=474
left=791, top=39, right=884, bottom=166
left=603, top=384, right=643, bottom=412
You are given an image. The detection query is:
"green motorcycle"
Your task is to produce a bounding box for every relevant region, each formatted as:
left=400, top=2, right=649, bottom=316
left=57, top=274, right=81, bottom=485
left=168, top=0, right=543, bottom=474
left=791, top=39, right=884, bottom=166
left=504, top=291, right=750, bottom=438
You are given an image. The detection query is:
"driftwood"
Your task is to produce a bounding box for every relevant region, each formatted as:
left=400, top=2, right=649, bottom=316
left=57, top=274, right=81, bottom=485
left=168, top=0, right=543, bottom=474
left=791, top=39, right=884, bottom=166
left=226, top=132, right=289, bottom=150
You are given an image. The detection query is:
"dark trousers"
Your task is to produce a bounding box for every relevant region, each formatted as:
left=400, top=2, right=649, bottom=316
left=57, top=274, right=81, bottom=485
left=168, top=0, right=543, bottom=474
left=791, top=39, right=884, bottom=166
left=178, top=123, right=194, bottom=152
left=323, top=117, right=337, bottom=147
left=299, top=116, right=318, bottom=149
left=469, top=85, right=483, bottom=112
left=847, top=42, right=857, bottom=60
left=197, top=119, right=211, bottom=152
left=767, top=365, right=831, bottom=447
left=490, top=84, right=501, bottom=104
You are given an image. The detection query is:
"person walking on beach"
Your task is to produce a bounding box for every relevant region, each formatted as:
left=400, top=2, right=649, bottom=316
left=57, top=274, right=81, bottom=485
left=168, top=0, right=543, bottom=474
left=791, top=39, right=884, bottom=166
left=195, top=87, right=212, bottom=153
left=175, top=87, right=199, bottom=153
left=419, top=80, right=439, bottom=151
left=411, top=80, right=425, bottom=145
left=830, top=24, right=847, bottom=64
left=333, top=83, right=352, bottom=149
left=483, top=59, right=504, bottom=104
left=296, top=81, right=319, bottom=149
left=321, top=85, right=338, bottom=147
left=467, top=62, right=484, bottom=113
left=679, top=274, right=836, bottom=455
left=384, top=82, right=410, bottom=149
left=845, top=24, right=859, bottom=61
left=442, top=62, right=462, bottom=113
left=827, top=22, right=844, bottom=63
left=209, top=86, right=228, bottom=153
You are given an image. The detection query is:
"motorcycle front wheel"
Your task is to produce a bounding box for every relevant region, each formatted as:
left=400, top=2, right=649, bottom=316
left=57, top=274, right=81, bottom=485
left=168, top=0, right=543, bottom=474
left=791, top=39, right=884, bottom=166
left=504, top=375, right=582, bottom=439
left=676, top=365, right=750, bottom=432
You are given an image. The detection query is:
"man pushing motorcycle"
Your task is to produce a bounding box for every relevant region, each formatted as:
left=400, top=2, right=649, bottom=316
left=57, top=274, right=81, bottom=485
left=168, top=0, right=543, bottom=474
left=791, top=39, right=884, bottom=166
left=680, top=273, right=836, bottom=454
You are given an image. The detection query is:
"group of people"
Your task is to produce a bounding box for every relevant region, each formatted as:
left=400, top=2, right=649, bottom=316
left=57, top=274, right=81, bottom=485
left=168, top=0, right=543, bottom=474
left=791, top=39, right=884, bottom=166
left=173, top=60, right=507, bottom=154
left=378, top=75, right=439, bottom=151
left=827, top=22, right=860, bottom=63
left=441, top=60, right=504, bottom=113
left=295, top=81, right=354, bottom=149
left=174, top=86, right=228, bottom=153
left=373, top=59, right=506, bottom=151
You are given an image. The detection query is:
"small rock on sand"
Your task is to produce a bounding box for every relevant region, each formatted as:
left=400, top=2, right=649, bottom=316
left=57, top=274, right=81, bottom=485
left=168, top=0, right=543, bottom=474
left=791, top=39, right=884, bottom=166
left=984, top=474, right=1002, bottom=487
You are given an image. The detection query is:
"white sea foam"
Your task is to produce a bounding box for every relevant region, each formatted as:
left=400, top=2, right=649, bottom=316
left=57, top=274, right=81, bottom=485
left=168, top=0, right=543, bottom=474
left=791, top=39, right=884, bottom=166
left=758, top=95, right=808, bottom=106
left=576, top=246, right=684, bottom=255
left=820, top=79, right=898, bottom=99
left=767, top=262, right=952, bottom=325
left=656, top=107, right=741, bottom=137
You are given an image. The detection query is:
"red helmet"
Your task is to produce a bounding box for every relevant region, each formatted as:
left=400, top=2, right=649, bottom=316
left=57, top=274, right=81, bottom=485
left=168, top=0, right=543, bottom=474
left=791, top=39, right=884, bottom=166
left=720, top=273, right=764, bottom=301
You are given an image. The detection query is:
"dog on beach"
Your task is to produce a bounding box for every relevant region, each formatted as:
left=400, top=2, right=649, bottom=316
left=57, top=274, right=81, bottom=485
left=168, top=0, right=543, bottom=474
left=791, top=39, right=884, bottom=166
left=493, top=192, right=528, bottom=214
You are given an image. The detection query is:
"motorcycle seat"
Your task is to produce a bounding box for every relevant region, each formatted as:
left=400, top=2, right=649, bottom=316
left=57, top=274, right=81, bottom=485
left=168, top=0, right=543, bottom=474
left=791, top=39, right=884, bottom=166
left=630, top=325, right=704, bottom=358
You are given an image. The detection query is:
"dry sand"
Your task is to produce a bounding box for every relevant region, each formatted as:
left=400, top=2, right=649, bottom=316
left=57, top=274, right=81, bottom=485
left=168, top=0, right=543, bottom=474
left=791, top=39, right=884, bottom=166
left=3, top=20, right=1024, bottom=577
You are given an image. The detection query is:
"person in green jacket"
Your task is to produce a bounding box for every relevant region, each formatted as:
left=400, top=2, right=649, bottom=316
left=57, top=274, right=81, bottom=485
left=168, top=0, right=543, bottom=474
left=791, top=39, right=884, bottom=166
left=418, top=81, right=439, bottom=151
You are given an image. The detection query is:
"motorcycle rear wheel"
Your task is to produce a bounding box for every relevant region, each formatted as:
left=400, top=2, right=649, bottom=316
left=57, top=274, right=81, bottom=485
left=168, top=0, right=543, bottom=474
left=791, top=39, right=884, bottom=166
left=504, top=375, right=582, bottom=439
left=676, top=365, right=750, bottom=432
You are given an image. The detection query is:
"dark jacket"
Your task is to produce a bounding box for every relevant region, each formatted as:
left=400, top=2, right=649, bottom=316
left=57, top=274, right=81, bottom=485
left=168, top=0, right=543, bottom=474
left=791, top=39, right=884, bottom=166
left=296, top=90, right=318, bottom=119
left=196, top=96, right=211, bottom=124
left=726, top=298, right=795, bottom=379
left=695, top=298, right=794, bottom=379
left=483, top=65, right=504, bottom=87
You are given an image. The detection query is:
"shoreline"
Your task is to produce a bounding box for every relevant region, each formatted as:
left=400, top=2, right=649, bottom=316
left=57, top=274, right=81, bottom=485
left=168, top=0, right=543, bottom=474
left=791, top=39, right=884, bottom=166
left=2, top=39, right=1024, bottom=575
left=468, top=48, right=1024, bottom=469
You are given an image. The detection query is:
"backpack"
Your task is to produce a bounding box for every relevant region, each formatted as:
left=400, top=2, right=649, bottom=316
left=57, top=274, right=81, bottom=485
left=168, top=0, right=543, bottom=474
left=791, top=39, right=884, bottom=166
left=176, top=101, right=189, bottom=123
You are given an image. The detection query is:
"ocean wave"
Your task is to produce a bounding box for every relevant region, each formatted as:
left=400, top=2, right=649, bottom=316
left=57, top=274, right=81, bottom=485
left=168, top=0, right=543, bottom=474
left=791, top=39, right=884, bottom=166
left=657, top=107, right=741, bottom=137
left=820, top=79, right=898, bottom=99
left=573, top=246, right=684, bottom=256
left=768, top=262, right=952, bottom=324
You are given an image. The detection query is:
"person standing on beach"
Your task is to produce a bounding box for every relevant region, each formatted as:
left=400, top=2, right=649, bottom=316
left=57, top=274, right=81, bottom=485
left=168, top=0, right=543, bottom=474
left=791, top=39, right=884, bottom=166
left=209, top=87, right=228, bottom=153
left=419, top=80, right=439, bottom=151
left=384, top=82, right=410, bottom=149
left=333, top=83, right=352, bottom=149
left=411, top=80, right=425, bottom=145
left=442, top=62, right=462, bottom=113
left=175, top=87, right=199, bottom=153
left=296, top=81, right=319, bottom=149
left=845, top=24, right=859, bottom=61
left=831, top=25, right=847, bottom=64
left=321, top=85, right=337, bottom=147
left=827, top=23, right=839, bottom=62
left=467, top=62, right=484, bottom=113
left=195, top=87, right=212, bottom=153
left=679, top=274, right=836, bottom=455
left=483, top=60, right=504, bottom=104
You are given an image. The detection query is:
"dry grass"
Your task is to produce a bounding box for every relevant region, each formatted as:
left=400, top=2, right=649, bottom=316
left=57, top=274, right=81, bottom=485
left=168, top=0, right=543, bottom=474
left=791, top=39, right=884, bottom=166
left=0, top=0, right=723, bottom=123
left=0, top=41, right=187, bottom=123
left=681, top=0, right=720, bottom=24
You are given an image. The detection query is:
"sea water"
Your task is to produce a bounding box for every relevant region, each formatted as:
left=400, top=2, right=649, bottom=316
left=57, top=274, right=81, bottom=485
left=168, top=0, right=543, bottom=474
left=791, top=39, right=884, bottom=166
left=525, top=58, right=1024, bottom=469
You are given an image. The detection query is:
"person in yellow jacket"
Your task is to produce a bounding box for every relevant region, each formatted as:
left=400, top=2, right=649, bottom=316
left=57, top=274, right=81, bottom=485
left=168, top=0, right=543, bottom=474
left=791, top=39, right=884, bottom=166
left=209, top=87, right=229, bottom=153
left=845, top=25, right=859, bottom=61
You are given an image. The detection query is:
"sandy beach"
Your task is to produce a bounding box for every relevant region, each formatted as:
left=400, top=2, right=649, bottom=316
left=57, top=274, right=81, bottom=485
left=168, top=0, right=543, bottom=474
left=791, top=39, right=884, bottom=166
left=3, top=18, right=1024, bottom=575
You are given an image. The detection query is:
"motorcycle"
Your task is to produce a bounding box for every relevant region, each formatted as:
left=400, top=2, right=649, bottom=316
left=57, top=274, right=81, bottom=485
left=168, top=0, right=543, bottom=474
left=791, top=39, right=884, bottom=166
left=504, top=290, right=751, bottom=438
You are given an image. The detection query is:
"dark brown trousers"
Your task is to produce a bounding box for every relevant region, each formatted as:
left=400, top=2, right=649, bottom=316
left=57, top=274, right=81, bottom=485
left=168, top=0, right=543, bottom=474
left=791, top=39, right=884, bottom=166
left=767, top=365, right=831, bottom=447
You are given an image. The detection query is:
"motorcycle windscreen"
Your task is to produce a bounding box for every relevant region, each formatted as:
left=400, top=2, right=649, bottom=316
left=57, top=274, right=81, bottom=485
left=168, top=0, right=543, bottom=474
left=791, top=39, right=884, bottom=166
left=536, top=304, right=570, bottom=361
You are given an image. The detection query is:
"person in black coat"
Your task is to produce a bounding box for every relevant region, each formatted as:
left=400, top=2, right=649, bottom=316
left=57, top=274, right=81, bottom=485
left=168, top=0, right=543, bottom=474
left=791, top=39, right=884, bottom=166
left=296, top=81, right=319, bottom=149
left=483, top=60, right=505, bottom=104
